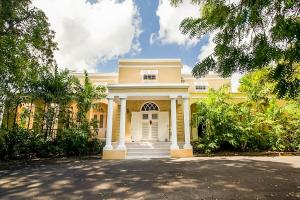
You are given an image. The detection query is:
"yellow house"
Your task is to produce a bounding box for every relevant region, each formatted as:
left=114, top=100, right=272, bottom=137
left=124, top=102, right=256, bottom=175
left=73, top=59, right=231, bottom=159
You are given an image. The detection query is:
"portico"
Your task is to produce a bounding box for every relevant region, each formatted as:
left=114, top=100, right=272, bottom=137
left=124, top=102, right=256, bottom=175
left=102, top=84, right=193, bottom=159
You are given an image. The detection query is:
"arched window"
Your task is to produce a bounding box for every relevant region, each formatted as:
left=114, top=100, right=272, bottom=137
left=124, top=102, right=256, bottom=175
left=141, top=102, right=159, bottom=111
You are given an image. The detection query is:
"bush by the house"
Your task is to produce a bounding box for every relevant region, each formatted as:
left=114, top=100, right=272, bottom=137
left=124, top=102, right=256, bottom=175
left=192, top=69, right=300, bottom=154
left=0, top=127, right=104, bottom=160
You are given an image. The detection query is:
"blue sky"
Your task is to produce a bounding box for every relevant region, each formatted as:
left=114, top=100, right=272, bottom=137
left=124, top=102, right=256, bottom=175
left=33, top=0, right=241, bottom=91
left=34, top=0, right=212, bottom=73
left=95, top=0, right=208, bottom=73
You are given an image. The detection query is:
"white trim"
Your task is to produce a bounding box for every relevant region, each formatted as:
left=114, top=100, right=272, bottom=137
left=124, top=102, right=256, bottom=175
left=119, top=65, right=182, bottom=68
left=140, top=70, right=159, bottom=75
left=108, top=83, right=189, bottom=89
left=183, top=77, right=230, bottom=80
left=110, top=92, right=188, bottom=98
left=119, top=58, right=182, bottom=63
left=72, top=72, right=118, bottom=77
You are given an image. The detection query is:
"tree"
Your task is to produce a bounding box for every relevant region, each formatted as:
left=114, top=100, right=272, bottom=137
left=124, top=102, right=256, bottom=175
left=75, top=70, right=106, bottom=130
left=0, top=0, right=57, bottom=128
left=34, top=67, right=77, bottom=138
left=171, top=0, right=300, bottom=98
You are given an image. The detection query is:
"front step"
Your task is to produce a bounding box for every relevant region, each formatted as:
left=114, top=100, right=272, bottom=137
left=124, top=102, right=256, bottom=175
left=125, top=142, right=171, bottom=159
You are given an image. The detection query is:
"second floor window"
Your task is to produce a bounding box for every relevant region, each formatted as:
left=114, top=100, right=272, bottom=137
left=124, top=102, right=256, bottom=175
left=195, top=85, right=207, bottom=91
left=143, top=74, right=156, bottom=80
left=141, top=70, right=158, bottom=82
left=195, top=81, right=209, bottom=91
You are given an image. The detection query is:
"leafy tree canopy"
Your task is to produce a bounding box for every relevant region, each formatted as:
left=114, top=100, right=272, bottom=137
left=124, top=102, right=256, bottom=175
left=0, top=0, right=57, bottom=101
left=171, top=0, right=300, bottom=98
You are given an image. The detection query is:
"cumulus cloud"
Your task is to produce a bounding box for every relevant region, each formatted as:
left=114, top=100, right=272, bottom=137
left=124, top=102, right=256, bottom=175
left=181, top=64, right=192, bottom=73
left=198, top=31, right=218, bottom=62
left=151, top=0, right=200, bottom=46
left=33, top=0, right=142, bottom=72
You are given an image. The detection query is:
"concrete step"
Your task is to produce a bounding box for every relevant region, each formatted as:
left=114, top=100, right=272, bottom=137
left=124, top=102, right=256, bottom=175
left=126, top=155, right=170, bottom=159
left=127, top=152, right=170, bottom=157
left=125, top=142, right=171, bottom=159
left=126, top=142, right=171, bottom=147
left=127, top=148, right=170, bottom=153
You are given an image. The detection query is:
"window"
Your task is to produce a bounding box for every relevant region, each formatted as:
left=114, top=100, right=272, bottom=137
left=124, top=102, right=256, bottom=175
left=143, top=74, right=156, bottom=80
left=195, top=81, right=209, bottom=92
left=141, top=70, right=158, bottom=82
left=152, top=114, right=158, bottom=119
left=195, top=85, right=207, bottom=91
left=142, top=114, right=148, bottom=119
left=99, top=114, right=104, bottom=128
left=141, top=102, right=159, bottom=111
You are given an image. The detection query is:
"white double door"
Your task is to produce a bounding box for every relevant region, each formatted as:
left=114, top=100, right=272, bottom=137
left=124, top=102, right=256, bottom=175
left=131, top=111, right=169, bottom=142
left=142, top=112, right=159, bottom=141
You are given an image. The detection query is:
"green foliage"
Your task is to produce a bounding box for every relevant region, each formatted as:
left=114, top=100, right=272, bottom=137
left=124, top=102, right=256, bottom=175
left=0, top=1, right=106, bottom=160
left=171, top=0, right=300, bottom=99
left=192, top=69, right=300, bottom=154
left=0, top=127, right=104, bottom=160
left=75, top=70, right=106, bottom=129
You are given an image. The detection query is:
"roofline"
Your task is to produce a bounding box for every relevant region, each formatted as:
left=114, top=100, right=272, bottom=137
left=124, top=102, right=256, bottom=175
left=71, top=72, right=118, bottom=77
left=107, top=83, right=189, bottom=89
left=119, top=59, right=182, bottom=67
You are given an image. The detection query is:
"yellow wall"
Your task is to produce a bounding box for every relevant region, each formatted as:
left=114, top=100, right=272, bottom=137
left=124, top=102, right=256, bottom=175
left=111, top=100, right=185, bottom=142
left=108, top=88, right=188, bottom=94
left=118, top=67, right=182, bottom=84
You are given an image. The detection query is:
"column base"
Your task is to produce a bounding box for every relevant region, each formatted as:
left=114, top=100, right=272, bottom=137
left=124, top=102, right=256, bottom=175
left=183, top=144, right=193, bottom=149
left=102, top=149, right=127, bottom=159
left=170, top=149, right=193, bottom=158
left=103, top=144, right=113, bottom=150
left=117, top=144, right=126, bottom=150
left=170, top=144, right=179, bottom=150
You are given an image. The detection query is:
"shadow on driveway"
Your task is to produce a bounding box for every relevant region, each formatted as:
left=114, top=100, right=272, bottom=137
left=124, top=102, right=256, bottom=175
left=0, top=156, right=299, bottom=199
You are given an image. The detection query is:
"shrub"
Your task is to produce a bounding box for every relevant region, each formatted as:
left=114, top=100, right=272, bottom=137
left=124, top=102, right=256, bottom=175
left=192, top=87, right=300, bottom=154
left=0, top=127, right=104, bottom=160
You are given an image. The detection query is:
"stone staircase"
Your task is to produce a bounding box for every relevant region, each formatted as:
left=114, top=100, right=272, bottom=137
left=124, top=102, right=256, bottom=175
left=125, top=142, right=171, bottom=159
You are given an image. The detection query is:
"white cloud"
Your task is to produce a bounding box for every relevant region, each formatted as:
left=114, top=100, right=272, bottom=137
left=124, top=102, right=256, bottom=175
left=33, top=0, right=142, bottom=72
left=198, top=31, right=218, bottom=62
left=152, top=0, right=200, bottom=46
left=181, top=64, right=192, bottom=73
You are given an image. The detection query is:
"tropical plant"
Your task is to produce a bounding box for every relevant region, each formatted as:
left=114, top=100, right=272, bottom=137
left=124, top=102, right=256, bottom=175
left=171, top=0, right=300, bottom=99
left=192, top=68, right=300, bottom=154
left=75, top=70, right=106, bottom=130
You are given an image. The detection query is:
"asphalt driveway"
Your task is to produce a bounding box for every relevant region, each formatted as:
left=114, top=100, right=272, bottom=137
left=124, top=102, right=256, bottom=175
left=0, top=156, right=300, bottom=200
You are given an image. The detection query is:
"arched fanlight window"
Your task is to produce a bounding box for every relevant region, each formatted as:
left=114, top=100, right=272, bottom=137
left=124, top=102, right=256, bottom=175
left=141, top=102, right=159, bottom=111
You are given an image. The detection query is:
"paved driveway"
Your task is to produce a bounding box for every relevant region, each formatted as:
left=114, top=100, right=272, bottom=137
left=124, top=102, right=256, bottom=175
left=0, top=156, right=300, bottom=200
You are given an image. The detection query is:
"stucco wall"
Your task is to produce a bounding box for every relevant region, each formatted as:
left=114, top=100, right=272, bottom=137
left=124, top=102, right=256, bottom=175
left=111, top=99, right=185, bottom=142
left=118, top=66, right=182, bottom=84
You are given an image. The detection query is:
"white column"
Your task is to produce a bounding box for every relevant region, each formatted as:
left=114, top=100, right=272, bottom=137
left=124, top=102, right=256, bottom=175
left=183, top=95, right=192, bottom=149
left=104, top=96, right=114, bottom=150
left=117, top=96, right=127, bottom=150
left=170, top=95, right=179, bottom=150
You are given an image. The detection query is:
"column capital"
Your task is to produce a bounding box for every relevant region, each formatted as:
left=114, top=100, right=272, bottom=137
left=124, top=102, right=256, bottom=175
left=107, top=95, right=115, bottom=100
left=170, top=95, right=178, bottom=99
left=118, top=95, right=127, bottom=99
left=182, top=94, right=189, bottom=99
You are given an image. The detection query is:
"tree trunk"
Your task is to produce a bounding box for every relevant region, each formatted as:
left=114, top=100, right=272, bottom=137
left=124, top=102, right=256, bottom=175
left=27, top=100, right=33, bottom=130
left=13, top=104, right=19, bottom=128
left=42, top=100, right=47, bottom=139
left=6, top=107, right=9, bottom=129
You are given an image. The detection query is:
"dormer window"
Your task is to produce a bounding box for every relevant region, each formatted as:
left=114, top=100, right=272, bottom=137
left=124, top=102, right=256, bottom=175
left=141, top=70, right=158, bottom=82
left=195, top=81, right=209, bottom=92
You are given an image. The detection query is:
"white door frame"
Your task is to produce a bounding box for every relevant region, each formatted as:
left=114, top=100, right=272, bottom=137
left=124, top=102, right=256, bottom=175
left=141, top=111, right=159, bottom=141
